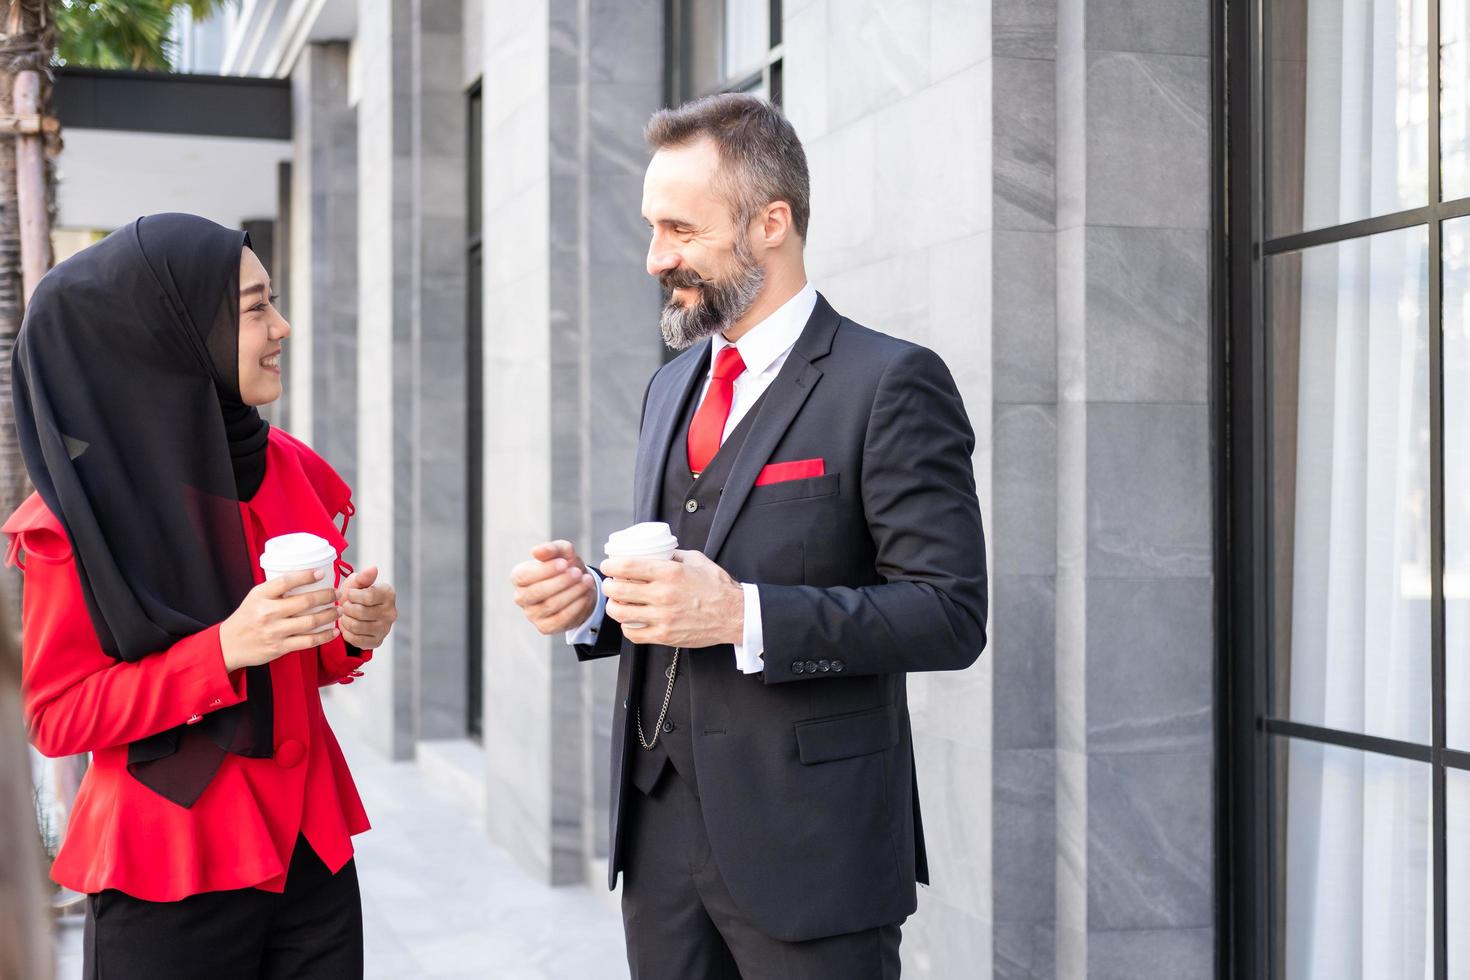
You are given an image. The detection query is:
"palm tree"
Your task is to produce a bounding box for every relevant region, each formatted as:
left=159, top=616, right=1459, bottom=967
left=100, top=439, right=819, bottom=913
left=56, top=0, right=232, bottom=70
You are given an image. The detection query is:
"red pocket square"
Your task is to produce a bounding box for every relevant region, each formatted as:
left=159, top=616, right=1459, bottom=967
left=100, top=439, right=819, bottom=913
left=755, top=458, right=825, bottom=486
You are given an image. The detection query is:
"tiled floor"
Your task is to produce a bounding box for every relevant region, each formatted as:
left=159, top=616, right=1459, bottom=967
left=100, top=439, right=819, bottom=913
left=54, top=698, right=627, bottom=979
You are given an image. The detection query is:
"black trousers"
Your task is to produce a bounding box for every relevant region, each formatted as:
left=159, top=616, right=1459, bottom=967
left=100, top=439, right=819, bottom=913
left=622, top=766, right=903, bottom=980
left=83, top=836, right=363, bottom=980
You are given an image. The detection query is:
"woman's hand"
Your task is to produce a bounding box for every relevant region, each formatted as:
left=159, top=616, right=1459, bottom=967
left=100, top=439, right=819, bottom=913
left=337, top=566, right=398, bottom=650
left=219, top=570, right=341, bottom=672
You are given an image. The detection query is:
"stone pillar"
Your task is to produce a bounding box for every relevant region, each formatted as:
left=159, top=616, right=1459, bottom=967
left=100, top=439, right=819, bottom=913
left=409, top=0, right=470, bottom=741
left=478, top=0, right=663, bottom=885
left=354, top=0, right=468, bottom=759
left=288, top=41, right=358, bottom=492
left=990, top=1, right=1061, bottom=974
left=1055, top=0, right=1214, bottom=974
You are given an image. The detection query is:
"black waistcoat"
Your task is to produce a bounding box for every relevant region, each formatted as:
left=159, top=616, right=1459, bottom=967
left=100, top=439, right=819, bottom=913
left=629, top=378, right=767, bottom=795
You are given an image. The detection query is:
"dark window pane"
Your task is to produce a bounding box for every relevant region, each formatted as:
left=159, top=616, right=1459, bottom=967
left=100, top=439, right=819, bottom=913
left=1269, top=226, right=1431, bottom=743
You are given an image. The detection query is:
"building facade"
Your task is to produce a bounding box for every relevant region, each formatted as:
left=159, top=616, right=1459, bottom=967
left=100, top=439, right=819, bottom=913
left=180, top=0, right=1470, bottom=976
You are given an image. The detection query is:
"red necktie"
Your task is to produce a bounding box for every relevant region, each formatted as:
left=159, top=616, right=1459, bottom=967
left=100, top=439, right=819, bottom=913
left=687, top=346, right=747, bottom=476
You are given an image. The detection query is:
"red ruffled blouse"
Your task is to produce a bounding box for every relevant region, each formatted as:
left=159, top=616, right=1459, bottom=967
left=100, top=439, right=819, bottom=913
left=5, top=428, right=372, bottom=901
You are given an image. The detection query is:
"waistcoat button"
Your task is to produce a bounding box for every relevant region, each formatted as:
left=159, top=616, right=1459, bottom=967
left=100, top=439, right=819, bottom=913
left=274, top=739, right=305, bottom=769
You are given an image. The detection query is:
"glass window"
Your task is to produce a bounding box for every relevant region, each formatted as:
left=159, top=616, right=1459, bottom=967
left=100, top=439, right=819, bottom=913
left=1235, top=0, right=1469, bottom=971
left=671, top=0, right=782, bottom=104
left=1444, top=0, right=1470, bottom=200
left=1266, top=0, right=1429, bottom=237
left=1268, top=226, right=1431, bottom=745
left=1447, top=769, right=1470, bottom=976
left=723, top=0, right=769, bottom=80
left=1445, top=216, right=1470, bottom=748
left=1277, top=739, right=1431, bottom=978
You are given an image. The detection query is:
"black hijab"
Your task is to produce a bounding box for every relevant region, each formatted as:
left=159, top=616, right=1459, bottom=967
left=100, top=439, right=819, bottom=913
left=12, top=213, right=275, bottom=807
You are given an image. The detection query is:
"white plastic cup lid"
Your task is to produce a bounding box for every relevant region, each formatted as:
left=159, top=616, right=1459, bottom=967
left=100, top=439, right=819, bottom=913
left=604, top=521, right=679, bottom=557
left=260, top=532, right=337, bottom=572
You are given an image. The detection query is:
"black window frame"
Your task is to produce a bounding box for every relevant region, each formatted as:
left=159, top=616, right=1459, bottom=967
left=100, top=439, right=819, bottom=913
left=1220, top=0, right=1470, bottom=976
left=466, top=78, right=484, bottom=742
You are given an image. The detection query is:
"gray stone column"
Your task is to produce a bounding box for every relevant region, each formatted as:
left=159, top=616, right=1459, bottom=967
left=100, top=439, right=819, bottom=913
left=1056, top=0, right=1214, bottom=974
left=409, top=0, right=470, bottom=741
left=990, top=0, right=1061, bottom=973
left=353, top=0, right=468, bottom=759
left=288, top=41, right=358, bottom=494
left=479, top=0, right=663, bottom=885
left=987, top=0, right=1216, bottom=975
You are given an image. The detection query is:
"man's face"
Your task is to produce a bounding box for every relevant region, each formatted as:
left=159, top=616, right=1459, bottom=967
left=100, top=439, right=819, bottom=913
left=642, top=138, right=765, bottom=350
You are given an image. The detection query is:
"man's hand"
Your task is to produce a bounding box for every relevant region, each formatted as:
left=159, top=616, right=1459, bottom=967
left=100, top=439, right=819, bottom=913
left=337, top=566, right=398, bottom=650
left=511, top=540, right=599, bottom=635
left=601, top=550, right=744, bottom=649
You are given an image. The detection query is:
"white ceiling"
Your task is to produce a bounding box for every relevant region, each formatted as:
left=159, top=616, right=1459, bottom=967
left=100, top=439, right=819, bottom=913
left=54, top=128, right=291, bottom=232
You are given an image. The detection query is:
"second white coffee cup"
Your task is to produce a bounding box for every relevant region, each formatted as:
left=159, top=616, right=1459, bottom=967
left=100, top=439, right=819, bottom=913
left=603, top=522, right=679, bottom=630
left=260, top=532, right=339, bottom=633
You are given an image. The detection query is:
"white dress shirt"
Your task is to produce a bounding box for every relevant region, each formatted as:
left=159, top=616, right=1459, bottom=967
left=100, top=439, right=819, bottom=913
left=567, top=281, right=819, bottom=674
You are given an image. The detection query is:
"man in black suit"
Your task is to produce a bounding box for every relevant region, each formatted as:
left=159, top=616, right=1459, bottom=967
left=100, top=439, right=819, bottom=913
left=511, top=93, right=987, bottom=979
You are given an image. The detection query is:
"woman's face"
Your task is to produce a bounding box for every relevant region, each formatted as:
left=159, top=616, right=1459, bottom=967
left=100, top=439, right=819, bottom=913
left=238, top=247, right=290, bottom=406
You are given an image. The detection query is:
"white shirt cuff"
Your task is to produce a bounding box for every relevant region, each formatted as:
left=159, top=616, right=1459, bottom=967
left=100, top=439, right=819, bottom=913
left=732, top=582, right=765, bottom=674
left=565, top=570, right=607, bottom=646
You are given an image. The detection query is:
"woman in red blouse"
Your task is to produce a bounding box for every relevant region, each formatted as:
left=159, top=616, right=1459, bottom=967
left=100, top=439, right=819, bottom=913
left=6, top=213, right=397, bottom=978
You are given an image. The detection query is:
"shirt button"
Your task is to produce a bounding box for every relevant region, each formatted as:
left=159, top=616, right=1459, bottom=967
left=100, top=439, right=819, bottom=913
left=209, top=698, right=222, bottom=707
left=185, top=713, right=203, bottom=725
left=685, top=499, right=698, bottom=513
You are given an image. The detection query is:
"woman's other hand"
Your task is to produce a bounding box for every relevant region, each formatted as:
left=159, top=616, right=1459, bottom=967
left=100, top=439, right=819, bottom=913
left=337, top=566, right=398, bottom=650
left=220, top=570, right=340, bottom=672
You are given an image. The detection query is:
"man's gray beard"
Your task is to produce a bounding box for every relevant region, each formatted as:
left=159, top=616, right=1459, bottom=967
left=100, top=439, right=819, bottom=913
left=659, top=248, right=767, bottom=352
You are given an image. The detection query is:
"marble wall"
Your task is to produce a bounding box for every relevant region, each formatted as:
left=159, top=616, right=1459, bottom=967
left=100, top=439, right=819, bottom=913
left=784, top=2, right=997, bottom=976
left=477, top=0, right=664, bottom=886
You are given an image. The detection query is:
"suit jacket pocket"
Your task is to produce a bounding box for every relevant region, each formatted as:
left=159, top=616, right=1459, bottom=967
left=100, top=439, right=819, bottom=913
left=794, top=705, right=899, bottom=765
left=746, top=472, right=840, bottom=506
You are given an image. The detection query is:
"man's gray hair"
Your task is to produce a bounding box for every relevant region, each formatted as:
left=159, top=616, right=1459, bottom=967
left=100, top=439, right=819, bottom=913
left=644, top=93, right=811, bottom=241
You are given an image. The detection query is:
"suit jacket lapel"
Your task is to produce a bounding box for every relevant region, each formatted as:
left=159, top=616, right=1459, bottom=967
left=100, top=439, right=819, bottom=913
left=704, top=295, right=840, bottom=561
left=633, top=341, right=709, bottom=523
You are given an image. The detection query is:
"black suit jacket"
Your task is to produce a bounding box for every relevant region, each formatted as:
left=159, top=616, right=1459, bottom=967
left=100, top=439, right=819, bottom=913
left=578, top=294, right=988, bottom=942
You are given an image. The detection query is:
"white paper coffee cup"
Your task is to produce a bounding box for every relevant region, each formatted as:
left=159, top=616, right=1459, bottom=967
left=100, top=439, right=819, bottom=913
left=603, top=522, right=679, bottom=629
left=260, top=532, right=338, bottom=633
left=604, top=522, right=679, bottom=562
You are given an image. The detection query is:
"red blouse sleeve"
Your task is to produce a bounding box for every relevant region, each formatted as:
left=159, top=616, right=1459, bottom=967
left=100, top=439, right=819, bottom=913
left=5, top=498, right=248, bottom=758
